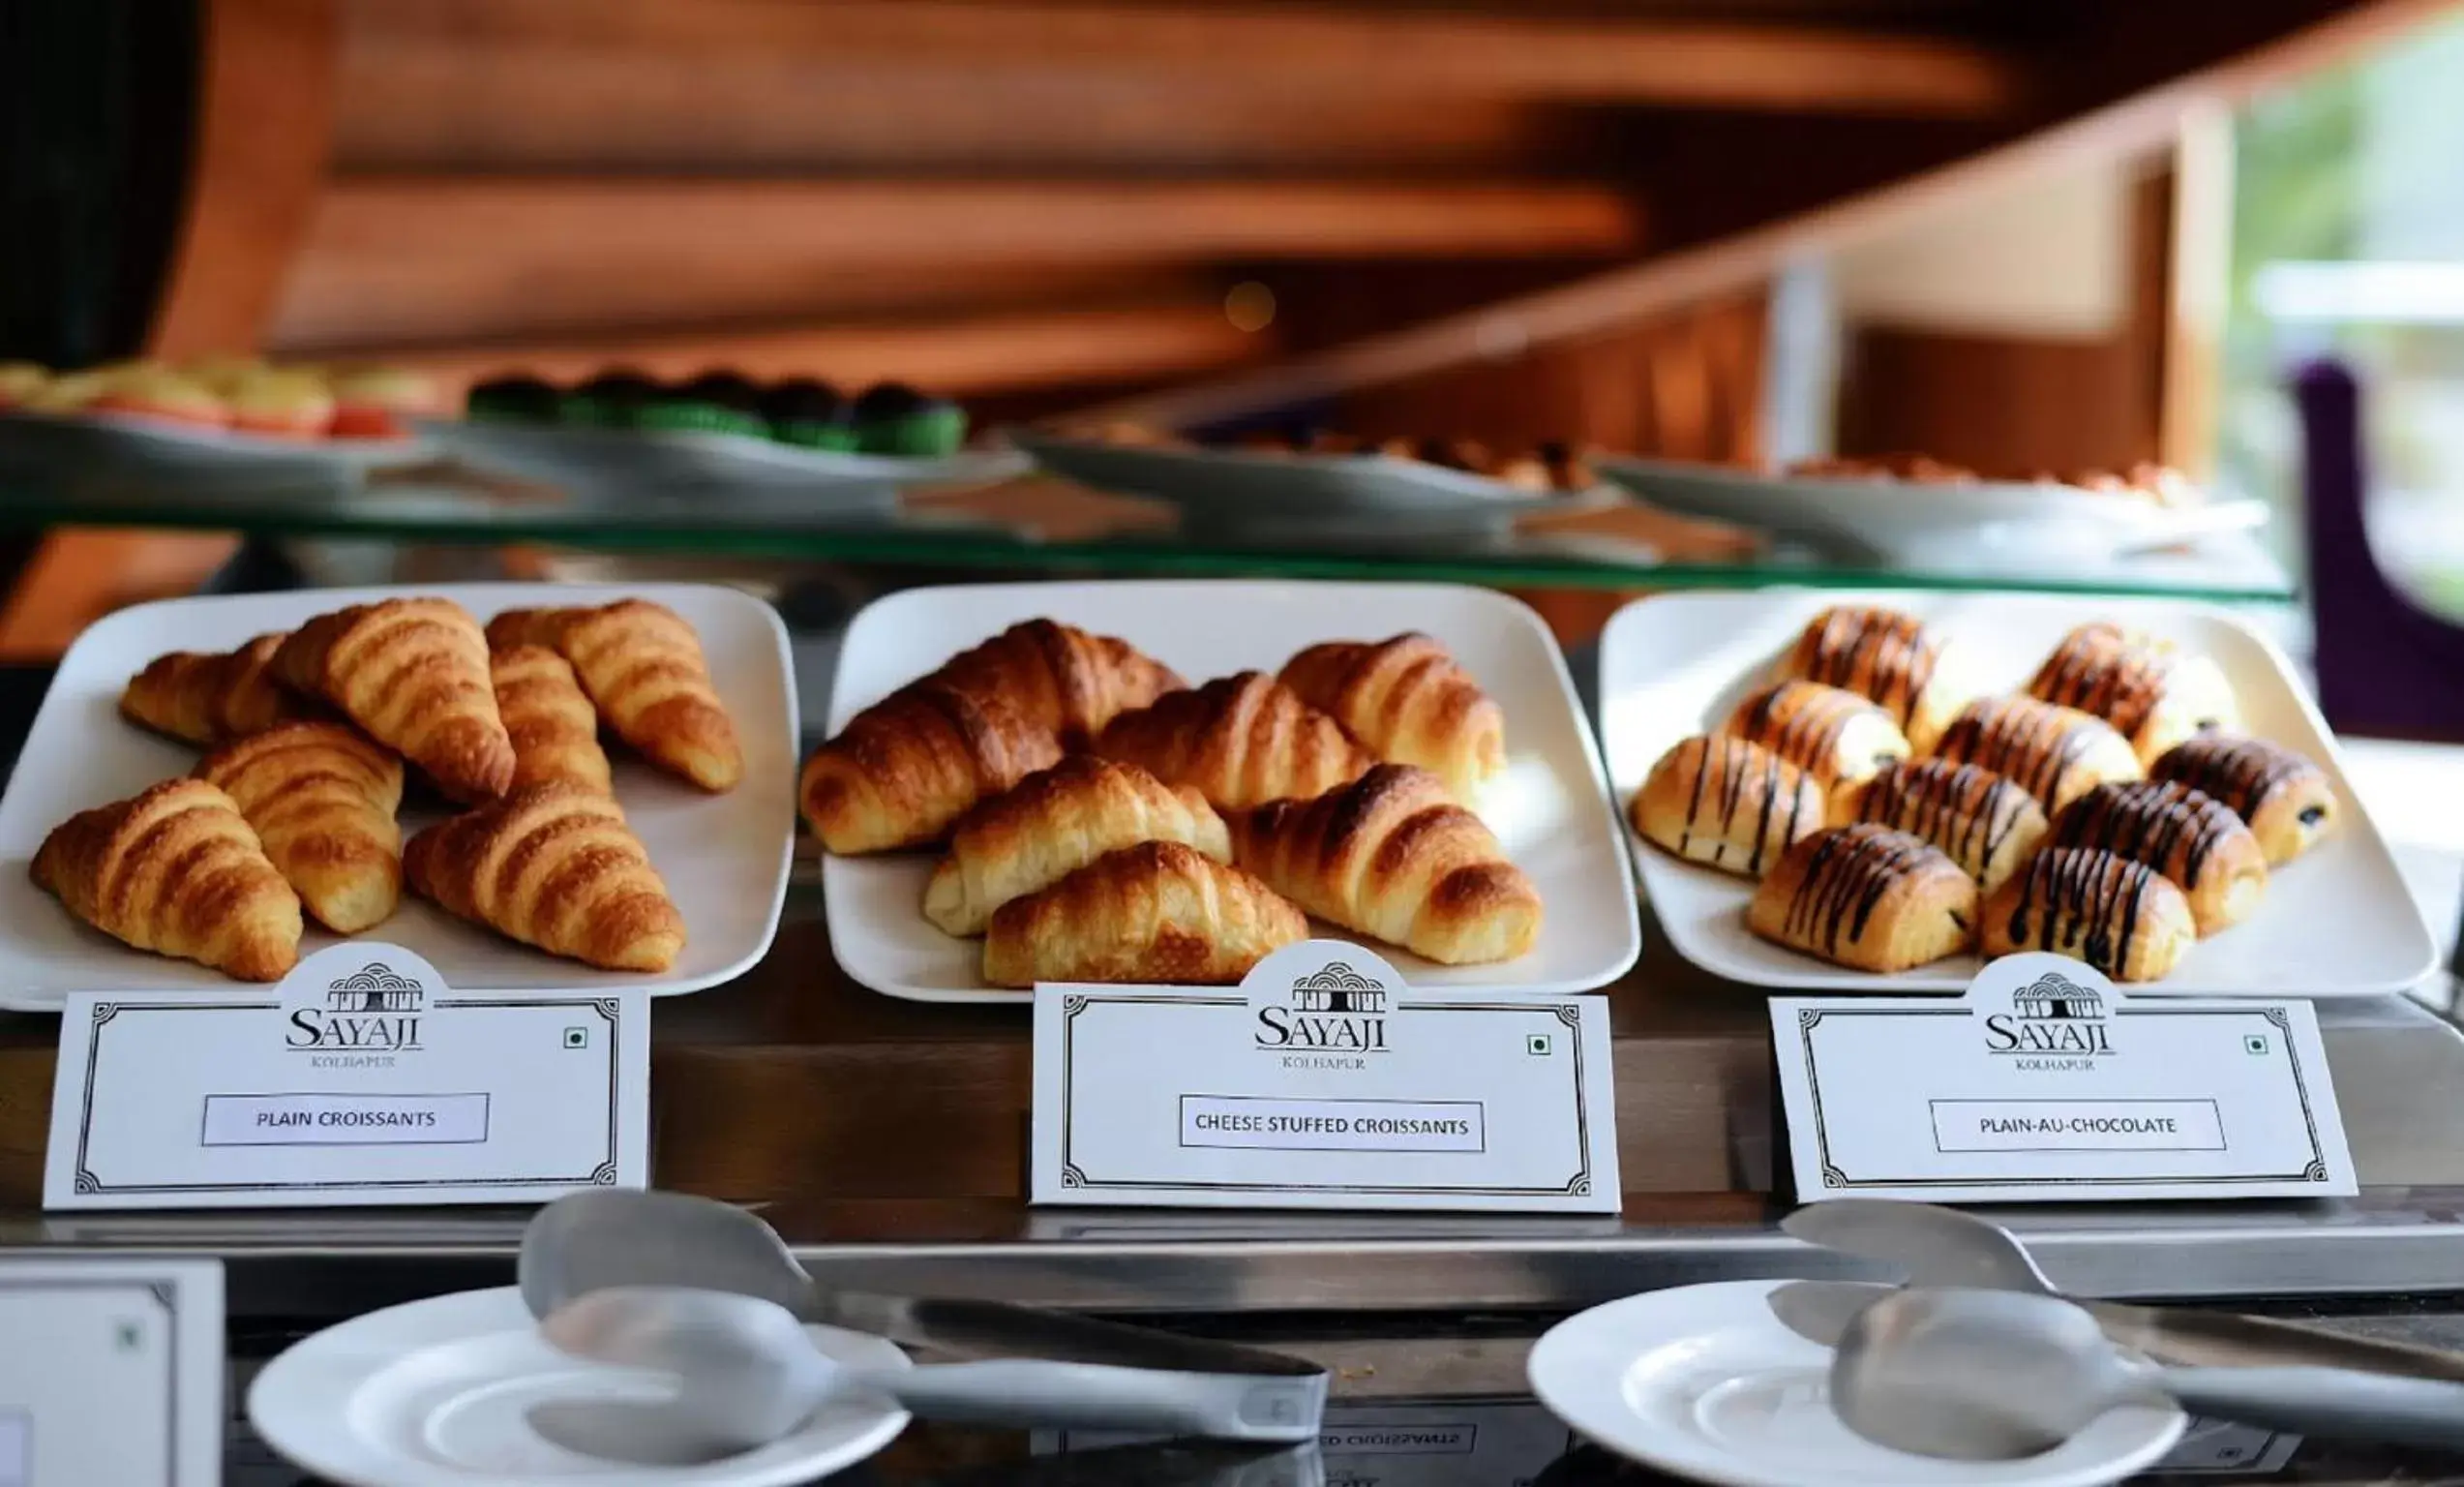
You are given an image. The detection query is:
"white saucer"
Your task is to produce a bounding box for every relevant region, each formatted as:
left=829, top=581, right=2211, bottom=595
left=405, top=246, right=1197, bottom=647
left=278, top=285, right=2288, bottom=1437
left=1527, top=1280, right=2184, bottom=1487
left=247, top=1287, right=912, bottom=1486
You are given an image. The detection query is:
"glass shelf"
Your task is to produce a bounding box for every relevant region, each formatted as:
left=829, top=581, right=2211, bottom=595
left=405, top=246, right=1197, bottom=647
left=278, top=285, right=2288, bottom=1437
left=0, top=444, right=2299, bottom=601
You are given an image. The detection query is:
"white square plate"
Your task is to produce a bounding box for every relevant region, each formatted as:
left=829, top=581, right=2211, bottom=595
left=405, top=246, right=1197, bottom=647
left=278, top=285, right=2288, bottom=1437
left=1598, top=589, right=2437, bottom=996
left=823, top=580, right=1639, bottom=1002
left=0, top=582, right=796, bottom=1008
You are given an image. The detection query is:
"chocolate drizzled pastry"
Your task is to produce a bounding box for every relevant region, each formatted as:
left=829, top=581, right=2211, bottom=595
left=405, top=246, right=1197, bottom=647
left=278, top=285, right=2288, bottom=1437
left=1852, top=757, right=2047, bottom=893
left=1782, top=606, right=1970, bottom=751
left=1721, top=680, right=1910, bottom=796
left=2148, top=733, right=2335, bottom=866
left=1982, top=846, right=2195, bottom=983
left=2028, top=622, right=2239, bottom=765
left=2050, top=779, right=2266, bottom=934
left=1631, top=734, right=1826, bottom=879
left=1930, top=695, right=2141, bottom=813
left=1748, top=822, right=1976, bottom=973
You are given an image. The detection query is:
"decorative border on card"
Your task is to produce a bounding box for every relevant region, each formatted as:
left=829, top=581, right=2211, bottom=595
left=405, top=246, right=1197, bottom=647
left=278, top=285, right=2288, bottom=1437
left=71, top=997, right=624, bottom=1196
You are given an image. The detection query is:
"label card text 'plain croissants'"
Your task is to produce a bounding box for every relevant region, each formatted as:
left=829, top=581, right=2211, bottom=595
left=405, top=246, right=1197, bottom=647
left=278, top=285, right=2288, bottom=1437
left=1030, top=941, right=1619, bottom=1213
left=1771, top=952, right=2355, bottom=1205
left=45, top=943, right=649, bottom=1210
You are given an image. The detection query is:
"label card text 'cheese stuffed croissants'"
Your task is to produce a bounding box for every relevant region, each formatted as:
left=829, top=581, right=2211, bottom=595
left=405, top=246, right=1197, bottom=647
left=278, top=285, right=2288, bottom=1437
left=45, top=943, right=648, bottom=1210
left=1030, top=941, right=1619, bottom=1213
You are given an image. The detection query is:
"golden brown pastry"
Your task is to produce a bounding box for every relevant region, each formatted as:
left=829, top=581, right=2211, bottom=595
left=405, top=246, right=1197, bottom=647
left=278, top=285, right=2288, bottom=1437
left=404, top=784, right=685, bottom=972
left=33, top=778, right=302, bottom=981
left=119, top=632, right=316, bottom=746
left=1748, top=823, right=1976, bottom=974
left=1230, top=763, right=1542, bottom=965
left=1097, top=672, right=1374, bottom=812
left=1982, top=846, right=2196, bottom=983
left=1630, top=734, right=1825, bottom=878
left=1850, top=758, right=2049, bottom=894
left=801, top=684, right=1064, bottom=854
left=924, top=755, right=1229, bottom=936
left=1720, top=680, right=1911, bottom=798
left=492, top=645, right=614, bottom=797
left=273, top=597, right=514, bottom=803
left=2027, top=622, right=2239, bottom=765
left=982, top=839, right=1305, bottom=987
left=1779, top=606, right=1972, bottom=752
left=2048, top=779, right=2266, bottom=935
left=1277, top=633, right=1504, bottom=799
left=1928, top=696, right=2141, bottom=814
left=2148, top=733, right=2337, bottom=866
left=488, top=600, right=740, bottom=793
left=920, top=618, right=1185, bottom=749
left=195, top=722, right=404, bottom=934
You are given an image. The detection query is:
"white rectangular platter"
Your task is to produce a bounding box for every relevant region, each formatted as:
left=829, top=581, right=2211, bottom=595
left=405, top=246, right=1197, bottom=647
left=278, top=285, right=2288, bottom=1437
left=824, top=580, right=1640, bottom=1003
left=1598, top=589, right=2436, bottom=997
left=0, top=582, right=796, bottom=1008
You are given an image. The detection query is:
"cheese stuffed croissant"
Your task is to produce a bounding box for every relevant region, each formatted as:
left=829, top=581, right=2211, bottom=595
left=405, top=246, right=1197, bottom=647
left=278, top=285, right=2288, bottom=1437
left=924, top=754, right=1229, bottom=936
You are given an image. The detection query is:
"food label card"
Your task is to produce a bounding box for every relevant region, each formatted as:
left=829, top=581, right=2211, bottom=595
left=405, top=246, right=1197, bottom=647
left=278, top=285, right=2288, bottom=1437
left=1030, top=942, right=1619, bottom=1213
left=1773, top=953, right=2355, bottom=1203
left=45, top=944, right=648, bottom=1210
left=0, top=1254, right=224, bottom=1484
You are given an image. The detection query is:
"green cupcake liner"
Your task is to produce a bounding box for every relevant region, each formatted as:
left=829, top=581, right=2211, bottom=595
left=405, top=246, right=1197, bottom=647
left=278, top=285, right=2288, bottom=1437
left=635, top=401, right=768, bottom=439
left=769, top=421, right=861, bottom=452
left=856, top=406, right=968, bottom=458
left=556, top=394, right=638, bottom=429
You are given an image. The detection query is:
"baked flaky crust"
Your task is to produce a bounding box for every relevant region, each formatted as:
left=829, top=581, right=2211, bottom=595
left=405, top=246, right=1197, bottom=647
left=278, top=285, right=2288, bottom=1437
left=2149, top=733, right=2335, bottom=865
left=1721, top=680, right=1910, bottom=798
left=929, top=619, right=1185, bottom=748
left=405, top=784, right=684, bottom=972
left=1930, top=695, right=2142, bottom=813
left=1849, top=757, right=2048, bottom=894
left=801, top=684, right=1064, bottom=854
left=273, top=597, right=514, bottom=803
left=1631, top=734, right=1825, bottom=879
left=983, top=839, right=1304, bottom=987
left=2050, top=779, right=2266, bottom=934
left=2028, top=622, right=2239, bottom=766
left=1230, top=763, right=1541, bottom=965
left=924, top=754, right=1229, bottom=936
left=119, top=631, right=317, bottom=746
left=1981, top=846, right=2195, bottom=983
left=1097, top=672, right=1373, bottom=812
left=33, top=777, right=302, bottom=981
left=489, top=600, right=741, bottom=792
left=492, top=645, right=614, bottom=797
left=195, top=722, right=405, bottom=934
left=1748, top=822, right=1976, bottom=974
left=1277, top=632, right=1504, bottom=800
left=1781, top=606, right=1971, bottom=752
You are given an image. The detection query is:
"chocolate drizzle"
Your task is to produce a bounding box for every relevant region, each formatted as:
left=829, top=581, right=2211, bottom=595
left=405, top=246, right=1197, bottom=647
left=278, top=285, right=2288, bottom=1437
left=1933, top=696, right=2113, bottom=806
left=1781, top=823, right=1945, bottom=956
left=2150, top=734, right=2319, bottom=822
left=2004, top=847, right=2158, bottom=977
left=1792, top=607, right=1940, bottom=727
left=2051, top=779, right=2244, bottom=892
left=1859, top=758, right=2033, bottom=877
left=1728, top=681, right=1889, bottom=783
left=2028, top=623, right=2173, bottom=739
left=1675, top=736, right=1813, bottom=875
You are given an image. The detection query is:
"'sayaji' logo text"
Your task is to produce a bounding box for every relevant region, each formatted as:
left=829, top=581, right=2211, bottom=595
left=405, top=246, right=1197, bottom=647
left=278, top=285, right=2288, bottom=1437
left=287, top=963, right=425, bottom=1066
left=1983, top=972, right=2114, bottom=1069
left=1256, top=963, right=1391, bottom=1068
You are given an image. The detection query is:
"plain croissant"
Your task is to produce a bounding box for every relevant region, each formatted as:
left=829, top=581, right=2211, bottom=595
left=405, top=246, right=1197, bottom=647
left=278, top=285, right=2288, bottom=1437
left=274, top=597, right=515, bottom=803
left=487, top=600, right=740, bottom=792
left=983, top=839, right=1306, bottom=987
left=924, top=754, right=1230, bottom=935
left=1230, top=763, right=1542, bottom=964
left=1096, top=672, right=1373, bottom=811
left=405, top=784, right=685, bottom=972
left=1277, top=632, right=1504, bottom=799
left=33, top=777, right=302, bottom=981
left=801, top=683, right=1063, bottom=854
left=120, top=631, right=316, bottom=746
left=195, top=721, right=405, bottom=933
left=493, top=645, right=615, bottom=797
left=929, top=618, right=1184, bottom=747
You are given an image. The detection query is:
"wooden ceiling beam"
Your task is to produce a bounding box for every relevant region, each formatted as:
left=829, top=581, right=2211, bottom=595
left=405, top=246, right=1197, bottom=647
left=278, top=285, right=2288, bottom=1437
left=344, top=0, right=2025, bottom=118
left=354, top=302, right=1275, bottom=399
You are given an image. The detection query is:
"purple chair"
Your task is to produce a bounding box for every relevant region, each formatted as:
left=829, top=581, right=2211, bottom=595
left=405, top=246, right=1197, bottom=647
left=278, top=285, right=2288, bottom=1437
left=2296, top=359, right=2464, bottom=741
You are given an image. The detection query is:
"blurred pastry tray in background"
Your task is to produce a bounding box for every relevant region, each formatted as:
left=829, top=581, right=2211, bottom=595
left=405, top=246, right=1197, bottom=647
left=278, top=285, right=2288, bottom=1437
left=822, top=579, right=1641, bottom=1003
left=0, top=583, right=796, bottom=1007
left=422, top=419, right=1028, bottom=500
left=1598, top=589, right=2435, bottom=997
